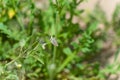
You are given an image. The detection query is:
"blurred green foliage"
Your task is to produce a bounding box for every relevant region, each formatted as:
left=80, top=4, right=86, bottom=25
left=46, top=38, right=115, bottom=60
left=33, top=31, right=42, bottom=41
left=0, top=0, right=120, bottom=80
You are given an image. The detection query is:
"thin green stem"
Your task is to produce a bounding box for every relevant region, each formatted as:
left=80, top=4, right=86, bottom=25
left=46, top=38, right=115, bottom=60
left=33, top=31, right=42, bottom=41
left=5, top=47, right=23, bottom=68
left=52, top=7, right=59, bottom=63
left=16, top=14, right=24, bottom=31
left=49, top=4, right=60, bottom=80
left=5, top=40, right=39, bottom=68
left=52, top=46, right=57, bottom=63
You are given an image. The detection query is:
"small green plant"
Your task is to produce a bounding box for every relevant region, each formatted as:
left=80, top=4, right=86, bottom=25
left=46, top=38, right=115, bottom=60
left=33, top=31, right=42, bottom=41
left=0, top=0, right=120, bottom=80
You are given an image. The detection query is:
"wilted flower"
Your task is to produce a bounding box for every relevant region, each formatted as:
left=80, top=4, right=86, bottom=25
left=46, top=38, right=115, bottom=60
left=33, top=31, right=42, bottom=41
left=50, top=36, right=58, bottom=46
left=39, top=38, right=47, bottom=49
left=41, top=43, right=47, bottom=49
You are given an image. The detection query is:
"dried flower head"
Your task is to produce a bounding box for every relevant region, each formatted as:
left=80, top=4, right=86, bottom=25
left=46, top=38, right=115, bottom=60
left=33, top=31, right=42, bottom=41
left=50, top=36, right=58, bottom=46
left=39, top=38, right=47, bottom=49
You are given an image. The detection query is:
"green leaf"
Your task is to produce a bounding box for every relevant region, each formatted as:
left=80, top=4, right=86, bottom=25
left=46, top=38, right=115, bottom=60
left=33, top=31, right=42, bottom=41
left=87, top=21, right=98, bottom=35
left=71, top=42, right=79, bottom=49
left=32, top=55, right=44, bottom=65
left=74, top=10, right=84, bottom=15
left=57, top=52, right=76, bottom=73
left=0, top=23, right=12, bottom=36
left=63, top=47, right=72, bottom=56
left=114, top=48, right=120, bottom=61
left=6, top=74, right=19, bottom=80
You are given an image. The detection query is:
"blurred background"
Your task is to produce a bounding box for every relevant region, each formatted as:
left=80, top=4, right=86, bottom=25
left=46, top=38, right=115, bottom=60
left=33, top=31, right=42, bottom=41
left=0, top=0, right=120, bottom=80
left=80, top=0, right=120, bottom=21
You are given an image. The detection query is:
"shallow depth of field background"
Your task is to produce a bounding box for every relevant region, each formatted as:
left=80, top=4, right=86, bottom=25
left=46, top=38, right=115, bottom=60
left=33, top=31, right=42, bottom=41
left=0, top=0, right=120, bottom=80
